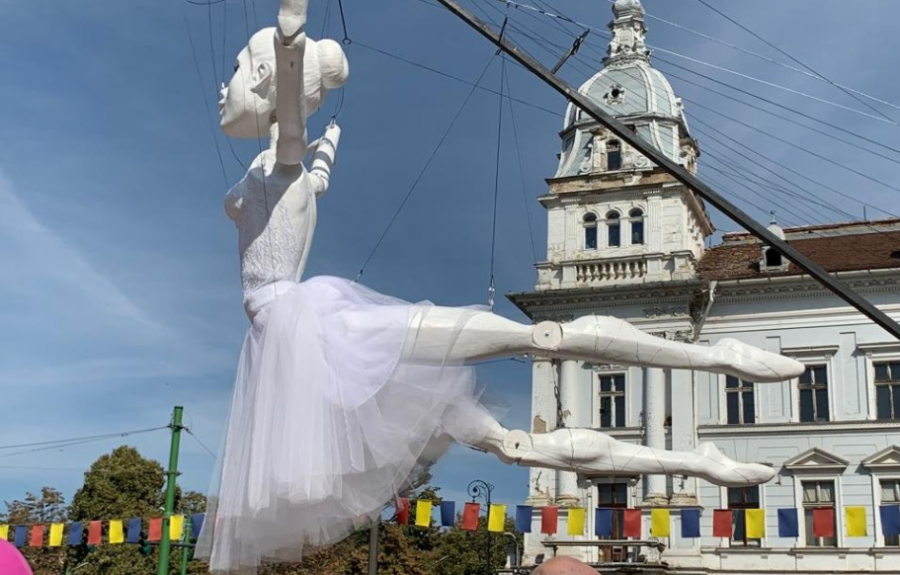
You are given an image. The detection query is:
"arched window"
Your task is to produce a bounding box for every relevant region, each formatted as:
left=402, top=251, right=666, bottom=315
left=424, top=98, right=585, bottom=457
left=765, top=247, right=783, bottom=267
left=584, top=213, right=598, bottom=250
left=607, top=140, right=622, bottom=171
left=607, top=211, right=621, bottom=247
left=630, top=208, right=645, bottom=245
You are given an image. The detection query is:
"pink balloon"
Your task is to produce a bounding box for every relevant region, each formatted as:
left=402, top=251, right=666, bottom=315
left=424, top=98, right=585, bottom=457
left=0, top=539, right=33, bottom=575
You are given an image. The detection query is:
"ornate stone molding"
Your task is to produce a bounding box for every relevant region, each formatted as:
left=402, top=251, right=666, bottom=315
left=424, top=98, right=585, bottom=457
left=698, top=419, right=900, bottom=437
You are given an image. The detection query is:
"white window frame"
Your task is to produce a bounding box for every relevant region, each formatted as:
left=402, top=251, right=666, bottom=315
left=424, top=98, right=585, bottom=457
left=793, top=474, right=843, bottom=549
left=872, top=474, right=900, bottom=547
left=593, top=371, right=629, bottom=429
left=862, top=344, right=900, bottom=421
left=626, top=207, right=646, bottom=247
left=782, top=348, right=837, bottom=424
left=605, top=210, right=622, bottom=249
left=719, top=374, right=758, bottom=426
left=716, top=482, right=767, bottom=549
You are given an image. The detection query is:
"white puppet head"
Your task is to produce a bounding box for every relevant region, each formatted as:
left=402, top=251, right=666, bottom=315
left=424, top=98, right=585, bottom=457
left=219, top=27, right=349, bottom=139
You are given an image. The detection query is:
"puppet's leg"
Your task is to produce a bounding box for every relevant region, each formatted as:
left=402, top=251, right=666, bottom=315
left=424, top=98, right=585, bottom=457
left=445, top=405, right=773, bottom=487
left=366, top=307, right=802, bottom=383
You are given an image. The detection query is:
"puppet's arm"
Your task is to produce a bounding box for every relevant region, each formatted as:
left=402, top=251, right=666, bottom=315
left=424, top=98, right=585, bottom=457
left=274, top=0, right=309, bottom=166
left=309, top=123, right=341, bottom=198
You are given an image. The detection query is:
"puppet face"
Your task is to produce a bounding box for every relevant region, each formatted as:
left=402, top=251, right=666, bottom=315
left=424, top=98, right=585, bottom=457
left=220, top=28, right=349, bottom=140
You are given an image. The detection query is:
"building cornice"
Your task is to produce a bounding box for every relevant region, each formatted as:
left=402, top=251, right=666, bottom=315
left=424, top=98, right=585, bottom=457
left=507, top=280, right=703, bottom=319
left=698, top=420, right=900, bottom=437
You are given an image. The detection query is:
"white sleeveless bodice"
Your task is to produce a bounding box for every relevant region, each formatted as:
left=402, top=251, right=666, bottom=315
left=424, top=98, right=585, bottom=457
left=226, top=152, right=316, bottom=303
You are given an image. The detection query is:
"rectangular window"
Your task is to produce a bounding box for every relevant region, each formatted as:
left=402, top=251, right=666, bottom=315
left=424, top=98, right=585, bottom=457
left=608, top=223, right=621, bottom=247
left=597, top=482, right=630, bottom=562
left=725, top=376, right=755, bottom=425
left=599, top=374, right=626, bottom=428
left=799, top=365, right=830, bottom=423
left=728, top=486, right=761, bottom=547
left=631, top=221, right=644, bottom=245
left=585, top=227, right=598, bottom=250
left=883, top=479, right=900, bottom=546
left=875, top=361, right=900, bottom=420
left=803, top=480, right=837, bottom=547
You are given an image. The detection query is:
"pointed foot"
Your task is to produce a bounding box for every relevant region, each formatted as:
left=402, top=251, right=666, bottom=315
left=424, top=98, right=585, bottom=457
left=711, top=338, right=805, bottom=383
left=693, top=442, right=775, bottom=487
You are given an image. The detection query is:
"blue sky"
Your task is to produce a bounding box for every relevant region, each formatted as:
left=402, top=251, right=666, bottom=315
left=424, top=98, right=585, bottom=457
left=2, top=0, right=900, bottom=512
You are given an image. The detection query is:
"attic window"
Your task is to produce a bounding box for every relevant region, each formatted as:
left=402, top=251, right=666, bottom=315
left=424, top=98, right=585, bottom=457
left=765, top=248, right=783, bottom=268
left=604, top=85, right=626, bottom=105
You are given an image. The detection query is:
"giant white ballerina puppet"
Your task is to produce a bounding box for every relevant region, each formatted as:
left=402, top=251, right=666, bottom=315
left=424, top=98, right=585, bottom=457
left=196, top=0, right=804, bottom=571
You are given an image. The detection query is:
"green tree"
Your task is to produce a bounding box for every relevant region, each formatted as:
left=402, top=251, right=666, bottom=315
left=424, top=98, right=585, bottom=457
left=66, top=445, right=204, bottom=575
left=1, top=487, right=69, bottom=575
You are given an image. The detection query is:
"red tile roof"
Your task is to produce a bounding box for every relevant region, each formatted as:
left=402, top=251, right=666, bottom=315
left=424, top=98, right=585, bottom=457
left=698, top=230, right=900, bottom=281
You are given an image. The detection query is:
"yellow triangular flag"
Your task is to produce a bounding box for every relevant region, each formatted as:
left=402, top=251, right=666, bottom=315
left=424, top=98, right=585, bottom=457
left=49, top=523, right=64, bottom=547
left=0, top=525, right=8, bottom=541
left=746, top=509, right=766, bottom=539
left=170, top=515, right=185, bottom=540
left=488, top=504, right=506, bottom=533
left=846, top=506, right=867, bottom=537
left=567, top=508, right=586, bottom=536
left=651, top=509, right=670, bottom=537
left=109, top=520, right=124, bottom=544
left=415, top=500, right=433, bottom=528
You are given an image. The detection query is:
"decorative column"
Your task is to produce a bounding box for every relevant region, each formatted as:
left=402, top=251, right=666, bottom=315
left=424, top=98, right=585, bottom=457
left=670, top=368, right=699, bottom=507
left=642, top=366, right=669, bottom=505
left=527, top=359, right=557, bottom=506
left=556, top=359, right=581, bottom=506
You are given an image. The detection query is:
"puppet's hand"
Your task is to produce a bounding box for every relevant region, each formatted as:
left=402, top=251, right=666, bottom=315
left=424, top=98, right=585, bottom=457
left=278, top=0, right=308, bottom=43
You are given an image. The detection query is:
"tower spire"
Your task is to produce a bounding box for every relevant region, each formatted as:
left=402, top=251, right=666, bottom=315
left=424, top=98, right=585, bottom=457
left=606, top=0, right=650, bottom=66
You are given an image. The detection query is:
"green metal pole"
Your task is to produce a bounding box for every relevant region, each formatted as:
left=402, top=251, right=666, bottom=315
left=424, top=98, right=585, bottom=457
left=158, top=406, right=184, bottom=575
left=180, top=518, right=190, bottom=575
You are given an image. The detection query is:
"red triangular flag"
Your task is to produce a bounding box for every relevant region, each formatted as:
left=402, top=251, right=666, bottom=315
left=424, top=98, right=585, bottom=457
left=540, top=506, right=558, bottom=535
left=148, top=517, right=163, bottom=542
left=813, top=508, right=835, bottom=538
left=87, top=521, right=102, bottom=545
left=29, top=525, right=44, bottom=548
left=623, top=509, right=642, bottom=538
left=462, top=502, right=480, bottom=531
left=396, top=498, right=410, bottom=525
left=713, top=510, right=733, bottom=538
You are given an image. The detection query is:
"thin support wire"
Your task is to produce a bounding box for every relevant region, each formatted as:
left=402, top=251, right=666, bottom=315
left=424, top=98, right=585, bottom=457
left=355, top=55, right=498, bottom=282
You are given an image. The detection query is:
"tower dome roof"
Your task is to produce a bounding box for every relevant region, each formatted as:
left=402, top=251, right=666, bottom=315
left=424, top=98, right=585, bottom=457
left=553, top=0, right=694, bottom=179
left=562, top=63, right=680, bottom=129
left=613, top=0, right=644, bottom=18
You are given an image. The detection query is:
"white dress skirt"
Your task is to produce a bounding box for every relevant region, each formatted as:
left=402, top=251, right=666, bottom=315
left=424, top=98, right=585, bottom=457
left=196, top=276, right=493, bottom=573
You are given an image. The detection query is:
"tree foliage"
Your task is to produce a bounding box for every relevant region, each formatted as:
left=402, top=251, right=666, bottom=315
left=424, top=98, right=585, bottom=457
left=1, top=487, right=69, bottom=575
left=258, top=485, right=520, bottom=575
left=5, top=450, right=515, bottom=575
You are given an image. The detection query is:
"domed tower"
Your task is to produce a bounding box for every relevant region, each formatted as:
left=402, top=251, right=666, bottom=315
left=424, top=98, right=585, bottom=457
left=536, top=0, right=713, bottom=292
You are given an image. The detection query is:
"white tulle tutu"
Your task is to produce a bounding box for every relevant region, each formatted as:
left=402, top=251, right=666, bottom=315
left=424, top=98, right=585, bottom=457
left=196, top=276, right=490, bottom=573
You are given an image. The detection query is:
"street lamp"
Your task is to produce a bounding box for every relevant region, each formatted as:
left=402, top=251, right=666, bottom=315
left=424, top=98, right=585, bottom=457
left=468, top=479, right=495, bottom=575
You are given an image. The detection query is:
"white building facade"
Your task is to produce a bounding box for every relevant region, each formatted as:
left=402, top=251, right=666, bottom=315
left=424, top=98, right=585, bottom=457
left=510, top=1, right=900, bottom=572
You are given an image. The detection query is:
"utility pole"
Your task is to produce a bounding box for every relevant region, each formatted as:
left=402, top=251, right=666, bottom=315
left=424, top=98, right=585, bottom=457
left=367, top=519, right=379, bottom=575
left=180, top=519, right=191, bottom=575
left=433, top=0, right=900, bottom=343
left=158, top=406, right=184, bottom=575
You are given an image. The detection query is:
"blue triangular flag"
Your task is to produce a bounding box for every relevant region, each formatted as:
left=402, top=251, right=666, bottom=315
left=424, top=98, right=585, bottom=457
left=515, top=505, right=533, bottom=533
left=191, top=514, right=206, bottom=539
left=881, top=506, right=900, bottom=536
left=681, top=509, right=701, bottom=538
left=68, top=521, right=83, bottom=546
left=439, top=502, right=455, bottom=527
left=126, top=518, right=142, bottom=543
left=778, top=508, right=799, bottom=538
left=595, top=508, right=613, bottom=537
left=14, top=525, right=26, bottom=547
